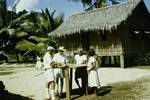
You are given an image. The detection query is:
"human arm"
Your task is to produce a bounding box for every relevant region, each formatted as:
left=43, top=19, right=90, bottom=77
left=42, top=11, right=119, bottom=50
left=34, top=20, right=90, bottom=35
left=87, top=57, right=96, bottom=73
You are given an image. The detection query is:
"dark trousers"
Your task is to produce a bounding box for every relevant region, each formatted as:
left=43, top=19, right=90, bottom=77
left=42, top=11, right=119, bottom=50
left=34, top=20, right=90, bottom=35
left=75, top=67, right=88, bottom=95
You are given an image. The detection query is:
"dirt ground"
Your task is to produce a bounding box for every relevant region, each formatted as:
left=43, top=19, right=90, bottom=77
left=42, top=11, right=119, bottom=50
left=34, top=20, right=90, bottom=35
left=0, top=63, right=150, bottom=100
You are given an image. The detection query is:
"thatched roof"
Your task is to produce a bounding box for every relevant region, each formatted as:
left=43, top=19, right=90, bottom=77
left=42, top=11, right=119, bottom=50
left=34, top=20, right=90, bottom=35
left=49, top=0, right=142, bottom=37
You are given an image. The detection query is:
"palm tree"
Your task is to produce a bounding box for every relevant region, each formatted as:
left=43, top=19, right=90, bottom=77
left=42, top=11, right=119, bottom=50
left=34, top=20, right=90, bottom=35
left=14, top=9, right=63, bottom=62
left=70, top=0, right=125, bottom=10
left=0, top=8, right=63, bottom=62
left=0, top=0, right=7, bottom=27
left=69, top=0, right=106, bottom=10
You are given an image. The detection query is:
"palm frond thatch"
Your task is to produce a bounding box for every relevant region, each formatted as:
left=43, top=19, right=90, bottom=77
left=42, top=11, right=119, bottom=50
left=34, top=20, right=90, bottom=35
left=49, top=0, right=141, bottom=37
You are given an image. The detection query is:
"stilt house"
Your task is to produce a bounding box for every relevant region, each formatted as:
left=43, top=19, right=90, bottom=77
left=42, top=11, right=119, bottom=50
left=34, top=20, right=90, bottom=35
left=49, top=0, right=150, bottom=68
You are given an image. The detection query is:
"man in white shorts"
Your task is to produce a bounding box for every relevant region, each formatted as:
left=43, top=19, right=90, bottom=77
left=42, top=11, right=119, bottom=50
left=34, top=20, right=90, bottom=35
left=52, top=46, right=68, bottom=97
left=43, top=46, right=55, bottom=100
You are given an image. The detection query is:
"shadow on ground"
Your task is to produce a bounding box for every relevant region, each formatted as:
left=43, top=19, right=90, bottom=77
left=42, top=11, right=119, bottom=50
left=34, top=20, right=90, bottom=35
left=70, top=86, right=112, bottom=100
left=0, top=81, right=33, bottom=100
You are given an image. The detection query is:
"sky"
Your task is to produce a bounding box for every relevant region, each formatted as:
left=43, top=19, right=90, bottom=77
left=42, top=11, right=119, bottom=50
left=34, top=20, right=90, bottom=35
left=7, top=0, right=150, bottom=20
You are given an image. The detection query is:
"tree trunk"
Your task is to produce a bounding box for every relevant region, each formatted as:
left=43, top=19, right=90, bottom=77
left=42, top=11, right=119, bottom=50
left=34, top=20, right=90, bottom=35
left=16, top=51, right=19, bottom=63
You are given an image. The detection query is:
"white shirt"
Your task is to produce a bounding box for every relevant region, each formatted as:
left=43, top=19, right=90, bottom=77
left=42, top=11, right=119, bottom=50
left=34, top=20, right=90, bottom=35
left=87, top=56, right=96, bottom=69
left=74, top=54, right=87, bottom=64
left=43, top=52, right=53, bottom=69
left=52, top=53, right=67, bottom=64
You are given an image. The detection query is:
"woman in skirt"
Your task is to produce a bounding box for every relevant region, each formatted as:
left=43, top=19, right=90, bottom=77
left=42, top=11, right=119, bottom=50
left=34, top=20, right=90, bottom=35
left=87, top=49, right=100, bottom=95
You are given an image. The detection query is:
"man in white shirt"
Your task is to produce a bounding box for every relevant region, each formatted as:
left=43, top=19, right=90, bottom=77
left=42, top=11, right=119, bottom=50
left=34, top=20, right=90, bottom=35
left=52, top=46, right=68, bottom=97
left=43, top=46, right=55, bottom=100
left=74, top=48, right=88, bottom=95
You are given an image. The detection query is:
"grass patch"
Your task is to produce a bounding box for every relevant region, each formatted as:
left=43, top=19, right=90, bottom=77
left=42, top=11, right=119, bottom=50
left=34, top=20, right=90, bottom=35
left=0, top=71, right=14, bottom=75
left=129, top=66, right=150, bottom=70
left=75, top=76, right=150, bottom=100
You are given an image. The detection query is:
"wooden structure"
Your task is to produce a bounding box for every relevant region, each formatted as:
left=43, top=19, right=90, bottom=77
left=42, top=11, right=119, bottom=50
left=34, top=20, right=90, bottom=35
left=49, top=0, right=150, bottom=68
left=52, top=64, right=88, bottom=100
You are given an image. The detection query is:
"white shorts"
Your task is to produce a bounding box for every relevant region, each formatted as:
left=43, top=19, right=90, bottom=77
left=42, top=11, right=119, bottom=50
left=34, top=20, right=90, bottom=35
left=45, top=69, right=55, bottom=82
left=54, top=68, right=64, bottom=78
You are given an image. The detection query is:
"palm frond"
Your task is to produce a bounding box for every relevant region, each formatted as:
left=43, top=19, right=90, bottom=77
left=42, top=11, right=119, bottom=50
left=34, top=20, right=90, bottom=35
left=8, top=13, right=28, bottom=28
left=0, top=27, right=15, bottom=36
left=16, top=31, right=28, bottom=38
left=29, top=36, right=49, bottom=42
left=15, top=40, right=36, bottom=51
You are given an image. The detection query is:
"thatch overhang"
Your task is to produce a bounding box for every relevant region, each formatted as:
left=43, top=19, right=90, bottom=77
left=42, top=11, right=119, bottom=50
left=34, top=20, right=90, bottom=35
left=49, top=0, right=142, bottom=37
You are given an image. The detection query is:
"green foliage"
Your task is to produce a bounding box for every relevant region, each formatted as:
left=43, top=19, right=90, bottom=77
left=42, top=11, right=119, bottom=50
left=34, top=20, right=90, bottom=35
left=70, top=0, right=106, bottom=9
left=29, top=36, right=49, bottom=42
left=15, top=40, right=36, bottom=51
left=0, top=6, right=64, bottom=61
left=0, top=0, right=64, bottom=62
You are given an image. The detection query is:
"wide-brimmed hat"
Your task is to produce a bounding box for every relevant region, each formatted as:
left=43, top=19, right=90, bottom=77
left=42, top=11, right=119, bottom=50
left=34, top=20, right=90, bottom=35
left=78, top=48, right=83, bottom=52
left=47, top=46, right=55, bottom=51
left=58, top=46, right=65, bottom=52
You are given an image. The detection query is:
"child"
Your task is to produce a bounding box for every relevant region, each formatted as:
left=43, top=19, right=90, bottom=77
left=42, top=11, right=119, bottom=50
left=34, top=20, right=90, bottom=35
left=35, top=56, right=43, bottom=70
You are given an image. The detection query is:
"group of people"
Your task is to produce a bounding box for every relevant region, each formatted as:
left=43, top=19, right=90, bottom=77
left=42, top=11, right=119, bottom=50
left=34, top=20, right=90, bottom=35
left=43, top=46, right=67, bottom=100
left=40, top=46, right=100, bottom=100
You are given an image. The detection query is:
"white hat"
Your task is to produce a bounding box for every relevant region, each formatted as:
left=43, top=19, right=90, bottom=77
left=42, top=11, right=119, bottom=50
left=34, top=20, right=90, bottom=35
left=58, top=46, right=65, bottom=52
left=47, top=46, right=55, bottom=51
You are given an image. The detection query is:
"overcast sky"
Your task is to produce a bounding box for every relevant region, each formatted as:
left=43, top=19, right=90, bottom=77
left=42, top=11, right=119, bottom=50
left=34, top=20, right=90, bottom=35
left=7, top=0, right=150, bottom=19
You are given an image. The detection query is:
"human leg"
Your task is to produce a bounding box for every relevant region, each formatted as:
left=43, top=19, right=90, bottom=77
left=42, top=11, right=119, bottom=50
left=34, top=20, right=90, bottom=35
left=75, top=68, right=81, bottom=89
left=75, top=77, right=81, bottom=89
left=55, top=78, right=59, bottom=95
left=81, top=67, right=88, bottom=95
left=45, top=82, right=50, bottom=99
left=50, top=81, right=55, bottom=100
left=93, top=87, right=97, bottom=95
left=60, top=78, right=64, bottom=96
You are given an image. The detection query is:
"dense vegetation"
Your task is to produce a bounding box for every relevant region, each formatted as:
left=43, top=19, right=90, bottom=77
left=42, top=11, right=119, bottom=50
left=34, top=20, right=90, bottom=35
left=0, top=0, right=63, bottom=62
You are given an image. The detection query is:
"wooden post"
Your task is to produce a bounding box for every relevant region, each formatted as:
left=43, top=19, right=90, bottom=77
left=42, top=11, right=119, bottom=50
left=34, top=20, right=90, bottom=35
left=64, top=67, right=71, bottom=100
left=120, top=54, right=125, bottom=68
left=69, top=68, right=73, bottom=93
left=111, top=56, right=115, bottom=65
left=85, top=69, right=88, bottom=95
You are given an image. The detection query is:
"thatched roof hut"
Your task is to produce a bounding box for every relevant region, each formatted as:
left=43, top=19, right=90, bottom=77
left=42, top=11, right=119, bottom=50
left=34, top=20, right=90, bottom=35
left=50, top=0, right=147, bottom=37
left=49, top=0, right=150, bottom=68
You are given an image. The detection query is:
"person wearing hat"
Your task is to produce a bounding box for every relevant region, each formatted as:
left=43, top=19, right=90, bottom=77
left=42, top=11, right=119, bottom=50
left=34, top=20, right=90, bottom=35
left=74, top=47, right=88, bottom=95
left=52, top=46, right=68, bottom=97
left=43, top=46, right=55, bottom=100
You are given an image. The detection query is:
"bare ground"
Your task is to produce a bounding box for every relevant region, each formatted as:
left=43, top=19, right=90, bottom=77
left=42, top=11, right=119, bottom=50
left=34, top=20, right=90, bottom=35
left=0, top=63, right=150, bottom=100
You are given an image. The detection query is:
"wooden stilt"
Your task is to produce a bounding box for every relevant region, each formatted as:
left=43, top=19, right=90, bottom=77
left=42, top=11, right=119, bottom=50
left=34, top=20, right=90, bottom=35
left=111, top=56, right=115, bottom=65
left=120, top=54, right=125, bottom=68
left=65, top=67, right=71, bottom=100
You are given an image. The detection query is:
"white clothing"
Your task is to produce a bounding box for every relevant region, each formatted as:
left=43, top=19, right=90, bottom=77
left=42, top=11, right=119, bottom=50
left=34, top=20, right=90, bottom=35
left=53, top=53, right=67, bottom=78
left=74, top=54, right=87, bottom=64
left=87, top=56, right=100, bottom=87
left=43, top=52, right=55, bottom=82
left=35, top=60, right=43, bottom=70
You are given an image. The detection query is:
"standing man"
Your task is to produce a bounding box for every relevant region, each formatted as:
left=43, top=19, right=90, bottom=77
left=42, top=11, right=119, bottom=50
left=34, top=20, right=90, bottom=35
left=43, top=46, right=55, bottom=100
left=53, top=46, right=68, bottom=97
left=74, top=48, right=88, bottom=95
